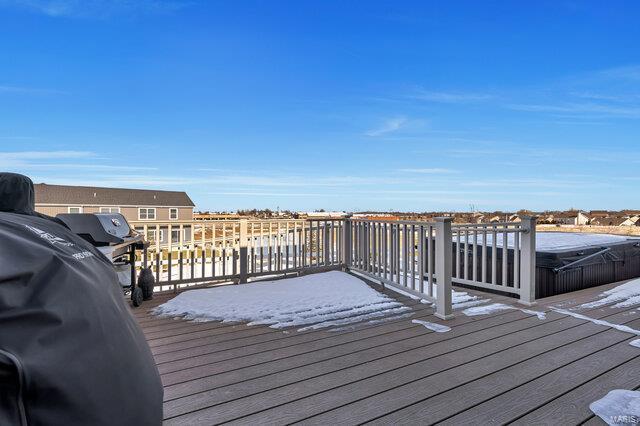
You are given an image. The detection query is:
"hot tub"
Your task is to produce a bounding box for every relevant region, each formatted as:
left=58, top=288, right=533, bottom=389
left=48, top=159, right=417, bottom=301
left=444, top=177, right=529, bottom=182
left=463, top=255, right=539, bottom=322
left=453, top=232, right=640, bottom=298
left=534, top=232, right=640, bottom=298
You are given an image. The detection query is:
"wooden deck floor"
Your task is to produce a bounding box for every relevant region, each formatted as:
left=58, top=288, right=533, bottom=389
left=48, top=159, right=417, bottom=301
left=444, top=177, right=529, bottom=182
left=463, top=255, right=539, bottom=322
left=131, top=276, right=640, bottom=425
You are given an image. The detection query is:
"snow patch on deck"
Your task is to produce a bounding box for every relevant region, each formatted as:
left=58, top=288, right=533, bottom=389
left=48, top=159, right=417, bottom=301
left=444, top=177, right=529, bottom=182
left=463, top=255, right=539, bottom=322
left=463, top=303, right=546, bottom=319
left=589, top=389, right=640, bottom=425
left=153, top=271, right=410, bottom=331
left=411, top=319, right=451, bottom=333
left=579, top=278, right=640, bottom=309
left=630, top=339, right=640, bottom=348
left=551, top=308, right=640, bottom=336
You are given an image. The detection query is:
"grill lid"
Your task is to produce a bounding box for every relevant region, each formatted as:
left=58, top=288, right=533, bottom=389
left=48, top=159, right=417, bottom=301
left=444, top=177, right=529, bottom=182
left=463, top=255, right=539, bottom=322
left=56, top=213, right=133, bottom=245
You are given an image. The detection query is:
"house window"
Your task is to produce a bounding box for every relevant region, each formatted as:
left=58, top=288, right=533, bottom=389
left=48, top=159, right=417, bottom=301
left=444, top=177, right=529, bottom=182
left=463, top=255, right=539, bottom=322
left=100, top=207, right=120, bottom=213
left=171, top=229, right=182, bottom=243
left=68, top=207, right=83, bottom=214
left=170, top=208, right=179, bottom=220
left=138, top=208, right=156, bottom=220
left=146, top=230, right=164, bottom=242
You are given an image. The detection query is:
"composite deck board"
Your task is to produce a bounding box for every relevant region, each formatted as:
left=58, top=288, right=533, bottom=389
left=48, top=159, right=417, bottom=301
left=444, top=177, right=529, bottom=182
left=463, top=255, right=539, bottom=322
left=128, top=277, right=640, bottom=425
left=374, top=315, right=640, bottom=425
left=161, top=309, right=534, bottom=401
left=222, top=316, right=602, bottom=425
left=440, top=335, right=640, bottom=425
left=162, top=311, right=537, bottom=419
left=164, top=313, right=556, bottom=424
left=214, top=304, right=636, bottom=424
left=157, top=305, right=437, bottom=375
left=513, top=358, right=640, bottom=425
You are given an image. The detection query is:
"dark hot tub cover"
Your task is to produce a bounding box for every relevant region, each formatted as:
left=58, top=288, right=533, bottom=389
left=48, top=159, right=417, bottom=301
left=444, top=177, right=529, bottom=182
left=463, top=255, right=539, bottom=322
left=0, top=173, right=162, bottom=426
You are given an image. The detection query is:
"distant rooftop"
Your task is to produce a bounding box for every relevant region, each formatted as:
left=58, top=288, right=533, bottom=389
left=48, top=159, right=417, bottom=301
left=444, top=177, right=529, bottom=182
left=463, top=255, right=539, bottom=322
left=34, top=183, right=195, bottom=207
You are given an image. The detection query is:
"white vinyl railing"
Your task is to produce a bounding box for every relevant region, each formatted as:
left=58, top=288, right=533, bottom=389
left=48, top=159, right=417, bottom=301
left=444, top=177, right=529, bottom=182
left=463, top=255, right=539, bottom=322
left=344, top=217, right=455, bottom=319
left=132, top=216, right=537, bottom=319
left=451, top=216, right=537, bottom=305
left=134, top=219, right=344, bottom=291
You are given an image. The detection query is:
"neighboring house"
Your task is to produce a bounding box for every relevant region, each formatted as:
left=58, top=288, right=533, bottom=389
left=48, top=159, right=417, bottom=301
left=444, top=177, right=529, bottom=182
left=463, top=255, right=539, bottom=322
left=589, top=210, right=610, bottom=219
left=34, top=183, right=195, bottom=246
left=553, top=211, right=589, bottom=225
left=537, top=214, right=556, bottom=224
left=590, top=216, right=639, bottom=227
left=508, top=214, right=521, bottom=222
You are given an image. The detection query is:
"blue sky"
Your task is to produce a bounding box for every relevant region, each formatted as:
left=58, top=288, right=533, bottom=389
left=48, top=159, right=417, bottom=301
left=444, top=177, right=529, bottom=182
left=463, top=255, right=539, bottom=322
left=1, top=0, right=639, bottom=212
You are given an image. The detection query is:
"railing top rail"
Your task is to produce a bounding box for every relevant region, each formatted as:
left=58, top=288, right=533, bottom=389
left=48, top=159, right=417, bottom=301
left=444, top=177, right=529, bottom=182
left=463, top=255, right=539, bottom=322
left=129, top=220, right=207, bottom=225
left=349, top=218, right=437, bottom=226
left=452, top=221, right=523, bottom=228
left=246, top=218, right=344, bottom=223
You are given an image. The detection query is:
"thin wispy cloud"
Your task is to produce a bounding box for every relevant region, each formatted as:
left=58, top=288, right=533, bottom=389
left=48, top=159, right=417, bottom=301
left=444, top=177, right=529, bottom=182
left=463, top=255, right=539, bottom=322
left=0, top=150, right=95, bottom=160
left=0, top=0, right=191, bottom=18
left=364, top=117, right=409, bottom=137
left=0, top=85, right=66, bottom=95
left=595, top=65, right=640, bottom=81
left=409, top=90, right=494, bottom=104
left=508, top=102, right=640, bottom=118
left=397, top=168, right=458, bottom=174
left=27, top=163, right=158, bottom=172
left=209, top=192, right=329, bottom=197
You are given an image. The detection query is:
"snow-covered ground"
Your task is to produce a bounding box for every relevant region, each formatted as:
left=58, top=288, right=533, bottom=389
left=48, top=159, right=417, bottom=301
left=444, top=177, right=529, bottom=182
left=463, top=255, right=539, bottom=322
left=589, top=389, right=640, bottom=425
left=154, top=271, right=412, bottom=331
left=464, top=231, right=636, bottom=251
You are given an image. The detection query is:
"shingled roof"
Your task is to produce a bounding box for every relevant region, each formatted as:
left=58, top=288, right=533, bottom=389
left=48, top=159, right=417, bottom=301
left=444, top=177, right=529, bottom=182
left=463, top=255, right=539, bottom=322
left=34, top=184, right=195, bottom=207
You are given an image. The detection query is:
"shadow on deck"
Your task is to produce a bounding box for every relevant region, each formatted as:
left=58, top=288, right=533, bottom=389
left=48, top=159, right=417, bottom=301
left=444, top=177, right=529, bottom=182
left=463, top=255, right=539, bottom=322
left=130, top=278, right=640, bottom=425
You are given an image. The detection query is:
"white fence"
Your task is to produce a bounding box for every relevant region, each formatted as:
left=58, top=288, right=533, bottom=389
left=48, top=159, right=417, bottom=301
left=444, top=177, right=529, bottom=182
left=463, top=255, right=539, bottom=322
left=132, top=216, right=537, bottom=319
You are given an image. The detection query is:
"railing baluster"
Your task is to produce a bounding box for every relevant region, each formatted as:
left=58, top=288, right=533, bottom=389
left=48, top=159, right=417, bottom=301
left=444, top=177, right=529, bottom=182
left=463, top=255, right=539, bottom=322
left=155, top=252, right=160, bottom=286
left=190, top=249, right=195, bottom=279
left=201, top=246, right=206, bottom=278
left=463, top=228, right=469, bottom=281
left=472, top=228, right=478, bottom=282
left=232, top=248, right=237, bottom=278
left=491, top=225, right=498, bottom=285
left=514, top=229, right=520, bottom=288
left=428, top=225, right=434, bottom=297
left=502, top=227, right=508, bottom=286
left=222, top=247, right=226, bottom=276
left=455, top=229, right=461, bottom=278
left=482, top=227, right=488, bottom=283
left=410, top=224, right=416, bottom=290
left=419, top=225, right=425, bottom=294
left=168, top=252, right=174, bottom=293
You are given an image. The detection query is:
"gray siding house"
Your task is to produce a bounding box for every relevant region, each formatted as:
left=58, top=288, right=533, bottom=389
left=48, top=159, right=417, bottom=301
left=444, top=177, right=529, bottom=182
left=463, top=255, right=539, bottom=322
left=34, top=183, right=195, bottom=245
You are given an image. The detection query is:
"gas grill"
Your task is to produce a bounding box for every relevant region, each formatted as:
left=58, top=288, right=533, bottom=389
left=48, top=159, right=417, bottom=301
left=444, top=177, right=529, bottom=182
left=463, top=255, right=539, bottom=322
left=56, top=213, right=153, bottom=306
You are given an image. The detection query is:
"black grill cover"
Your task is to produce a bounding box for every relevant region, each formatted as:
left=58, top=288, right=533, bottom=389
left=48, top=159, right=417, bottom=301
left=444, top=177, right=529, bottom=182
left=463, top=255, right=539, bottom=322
left=0, top=175, right=162, bottom=425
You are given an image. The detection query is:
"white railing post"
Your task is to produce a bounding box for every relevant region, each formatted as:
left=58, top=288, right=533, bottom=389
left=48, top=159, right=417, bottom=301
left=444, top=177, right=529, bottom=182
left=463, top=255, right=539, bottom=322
left=323, top=221, right=331, bottom=265
left=519, top=216, right=537, bottom=305
left=435, top=217, right=454, bottom=320
left=239, top=219, right=248, bottom=283
left=341, top=217, right=352, bottom=270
